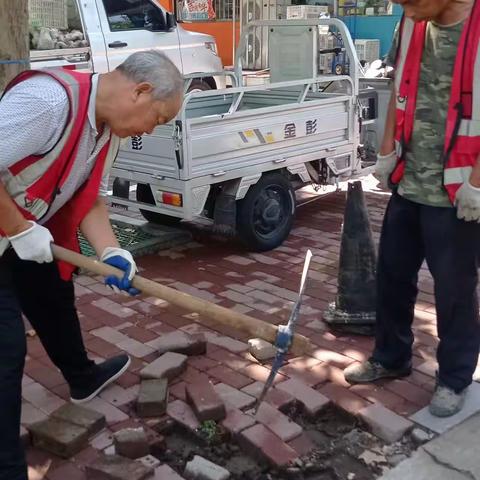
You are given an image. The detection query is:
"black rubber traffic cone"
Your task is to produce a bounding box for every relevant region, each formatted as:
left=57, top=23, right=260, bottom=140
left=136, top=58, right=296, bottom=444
left=323, top=181, right=376, bottom=335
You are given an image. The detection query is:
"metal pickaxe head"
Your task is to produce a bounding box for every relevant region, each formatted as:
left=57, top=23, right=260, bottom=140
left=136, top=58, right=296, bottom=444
left=254, top=249, right=313, bottom=413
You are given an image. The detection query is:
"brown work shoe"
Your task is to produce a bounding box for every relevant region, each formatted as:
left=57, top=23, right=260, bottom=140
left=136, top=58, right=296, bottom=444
left=344, top=359, right=411, bottom=384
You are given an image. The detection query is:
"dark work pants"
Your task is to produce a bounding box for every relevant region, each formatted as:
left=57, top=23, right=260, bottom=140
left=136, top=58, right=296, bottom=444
left=372, top=193, right=480, bottom=393
left=0, top=250, right=94, bottom=480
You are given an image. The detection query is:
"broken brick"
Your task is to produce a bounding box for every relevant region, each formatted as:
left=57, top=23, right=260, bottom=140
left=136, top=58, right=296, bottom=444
left=167, top=400, right=200, bottom=433
left=85, top=454, right=153, bottom=480
left=185, top=380, right=226, bottom=422
left=247, top=338, right=276, bottom=361
left=147, top=331, right=206, bottom=356
left=52, top=403, right=106, bottom=437
left=113, top=428, right=149, bottom=459
left=137, top=379, right=168, bottom=418
left=184, top=455, right=230, bottom=480
left=277, top=378, right=330, bottom=416
left=28, top=417, right=89, bottom=458
left=239, top=424, right=298, bottom=467
left=140, top=352, right=188, bottom=381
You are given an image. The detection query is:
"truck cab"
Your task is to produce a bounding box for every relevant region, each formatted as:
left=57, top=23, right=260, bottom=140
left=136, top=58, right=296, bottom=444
left=30, top=0, right=224, bottom=90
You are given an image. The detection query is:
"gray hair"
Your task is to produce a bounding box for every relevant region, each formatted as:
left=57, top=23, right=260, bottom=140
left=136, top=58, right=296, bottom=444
left=117, top=50, right=183, bottom=101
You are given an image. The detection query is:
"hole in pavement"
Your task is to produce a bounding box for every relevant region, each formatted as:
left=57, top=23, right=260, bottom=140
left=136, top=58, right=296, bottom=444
left=155, top=404, right=417, bottom=480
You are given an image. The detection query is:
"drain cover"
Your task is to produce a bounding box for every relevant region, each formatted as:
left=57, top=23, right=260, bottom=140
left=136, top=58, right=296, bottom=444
left=79, top=221, right=190, bottom=258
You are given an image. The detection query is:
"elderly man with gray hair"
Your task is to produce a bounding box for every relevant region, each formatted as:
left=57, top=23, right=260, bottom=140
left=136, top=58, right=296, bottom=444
left=0, top=50, right=183, bottom=480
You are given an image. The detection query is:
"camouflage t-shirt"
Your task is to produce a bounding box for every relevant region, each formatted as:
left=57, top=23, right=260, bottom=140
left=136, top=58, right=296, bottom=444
left=396, top=21, right=464, bottom=207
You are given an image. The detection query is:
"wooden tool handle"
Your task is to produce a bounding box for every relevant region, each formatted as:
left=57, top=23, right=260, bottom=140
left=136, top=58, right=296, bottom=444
left=52, top=244, right=312, bottom=355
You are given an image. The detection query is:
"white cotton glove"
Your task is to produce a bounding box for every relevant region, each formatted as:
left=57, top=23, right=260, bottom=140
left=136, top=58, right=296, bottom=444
left=7, top=221, right=54, bottom=263
left=374, top=151, right=397, bottom=190
left=455, top=181, right=480, bottom=222
left=100, top=247, right=140, bottom=295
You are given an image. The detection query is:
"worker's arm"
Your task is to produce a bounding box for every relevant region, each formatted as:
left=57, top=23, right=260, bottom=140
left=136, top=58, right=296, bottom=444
left=379, top=86, right=397, bottom=155
left=0, top=183, right=30, bottom=237
left=79, top=196, right=119, bottom=256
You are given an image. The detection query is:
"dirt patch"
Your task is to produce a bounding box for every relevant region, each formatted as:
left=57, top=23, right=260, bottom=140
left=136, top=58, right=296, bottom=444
left=155, top=405, right=416, bottom=480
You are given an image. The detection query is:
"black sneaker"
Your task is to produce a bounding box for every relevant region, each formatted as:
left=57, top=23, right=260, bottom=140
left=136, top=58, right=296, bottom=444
left=70, top=354, right=131, bottom=404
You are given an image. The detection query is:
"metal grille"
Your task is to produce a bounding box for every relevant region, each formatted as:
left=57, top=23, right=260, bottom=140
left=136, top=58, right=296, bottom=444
left=213, top=0, right=240, bottom=20
left=29, top=0, right=68, bottom=29
left=79, top=222, right=162, bottom=258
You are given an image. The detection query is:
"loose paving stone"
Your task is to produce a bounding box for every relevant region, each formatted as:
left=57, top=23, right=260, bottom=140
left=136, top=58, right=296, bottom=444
left=247, top=338, right=276, bottom=361
left=185, top=380, right=226, bottom=422
left=85, top=454, right=154, bottom=480
left=409, top=381, right=480, bottom=434
left=213, top=383, right=256, bottom=410
left=247, top=402, right=303, bottom=442
left=52, top=403, right=106, bottom=436
left=147, top=331, right=206, bottom=356
left=184, top=455, right=230, bottom=480
left=113, top=428, right=149, bottom=459
left=239, top=424, right=299, bottom=467
left=154, top=464, right=186, bottom=479
left=28, top=417, right=89, bottom=458
left=137, top=379, right=168, bottom=418
left=167, top=399, right=200, bottom=433
left=277, top=378, right=330, bottom=416
left=221, top=408, right=256, bottom=437
left=411, top=428, right=433, bottom=446
left=137, top=454, right=161, bottom=469
left=359, top=404, right=413, bottom=443
left=140, top=352, right=188, bottom=381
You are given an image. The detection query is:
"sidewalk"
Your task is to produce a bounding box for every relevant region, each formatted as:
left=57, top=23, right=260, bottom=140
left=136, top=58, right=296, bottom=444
left=381, top=411, right=480, bottom=480
left=23, top=178, right=480, bottom=479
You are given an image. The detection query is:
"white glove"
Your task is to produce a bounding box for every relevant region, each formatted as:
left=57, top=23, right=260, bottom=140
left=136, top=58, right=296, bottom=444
left=101, top=247, right=140, bottom=295
left=374, top=151, right=397, bottom=190
left=455, top=181, right=480, bottom=222
left=8, top=221, right=54, bottom=263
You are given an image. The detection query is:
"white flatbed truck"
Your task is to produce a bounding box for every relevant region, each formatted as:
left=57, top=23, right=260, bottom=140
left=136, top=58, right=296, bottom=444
left=108, top=19, right=384, bottom=251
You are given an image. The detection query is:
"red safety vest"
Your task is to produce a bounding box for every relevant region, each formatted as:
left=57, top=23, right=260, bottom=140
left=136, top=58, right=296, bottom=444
left=390, top=0, right=480, bottom=203
left=0, top=69, right=113, bottom=280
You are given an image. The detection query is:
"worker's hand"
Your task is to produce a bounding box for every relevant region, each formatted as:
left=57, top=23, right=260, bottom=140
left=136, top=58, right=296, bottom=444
left=455, top=181, right=480, bottom=222
left=100, top=247, right=140, bottom=295
left=8, top=221, right=54, bottom=263
left=374, top=151, right=397, bottom=190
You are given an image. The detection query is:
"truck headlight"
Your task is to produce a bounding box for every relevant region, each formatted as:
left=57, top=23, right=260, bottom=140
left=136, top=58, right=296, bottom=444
left=205, top=42, right=218, bottom=55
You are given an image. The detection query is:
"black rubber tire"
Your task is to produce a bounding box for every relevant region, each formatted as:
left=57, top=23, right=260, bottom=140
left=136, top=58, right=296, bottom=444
left=187, top=79, right=212, bottom=93
left=136, top=183, right=181, bottom=226
left=236, top=172, right=296, bottom=251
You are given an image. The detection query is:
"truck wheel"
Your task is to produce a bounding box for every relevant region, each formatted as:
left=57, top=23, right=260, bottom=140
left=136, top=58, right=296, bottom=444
left=187, top=80, right=212, bottom=93
left=136, top=183, right=181, bottom=226
left=236, top=173, right=296, bottom=251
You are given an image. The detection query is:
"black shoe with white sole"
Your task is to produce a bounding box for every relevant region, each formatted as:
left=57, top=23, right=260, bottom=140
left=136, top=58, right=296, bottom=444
left=70, top=354, right=131, bottom=404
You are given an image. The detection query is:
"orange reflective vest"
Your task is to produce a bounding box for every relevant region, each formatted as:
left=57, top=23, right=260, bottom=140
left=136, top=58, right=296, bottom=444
left=0, top=69, right=115, bottom=279
left=390, top=1, right=480, bottom=203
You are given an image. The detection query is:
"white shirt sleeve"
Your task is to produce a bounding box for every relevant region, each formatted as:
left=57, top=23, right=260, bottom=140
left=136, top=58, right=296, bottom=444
left=0, top=75, right=69, bottom=170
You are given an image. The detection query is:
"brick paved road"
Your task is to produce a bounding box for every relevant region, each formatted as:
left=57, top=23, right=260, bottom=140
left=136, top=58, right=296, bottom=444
left=22, top=180, right=458, bottom=479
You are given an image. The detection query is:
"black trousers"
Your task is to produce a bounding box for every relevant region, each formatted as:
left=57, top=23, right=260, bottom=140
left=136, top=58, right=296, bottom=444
left=0, top=250, right=94, bottom=480
left=372, top=193, right=480, bottom=392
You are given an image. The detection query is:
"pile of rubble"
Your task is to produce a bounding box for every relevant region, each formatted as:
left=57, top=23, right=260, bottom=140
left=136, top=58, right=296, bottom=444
left=30, top=27, right=88, bottom=50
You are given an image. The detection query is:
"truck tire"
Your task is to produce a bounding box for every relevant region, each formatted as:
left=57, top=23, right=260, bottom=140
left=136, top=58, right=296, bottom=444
left=136, top=183, right=181, bottom=226
left=236, top=172, right=296, bottom=251
left=187, top=79, right=212, bottom=93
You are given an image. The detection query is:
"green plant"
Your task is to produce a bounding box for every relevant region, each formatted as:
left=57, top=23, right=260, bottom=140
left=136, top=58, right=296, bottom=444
left=198, top=420, right=220, bottom=443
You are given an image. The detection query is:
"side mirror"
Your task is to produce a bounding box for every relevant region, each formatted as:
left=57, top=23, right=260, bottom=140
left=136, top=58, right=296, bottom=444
left=166, top=12, right=177, bottom=30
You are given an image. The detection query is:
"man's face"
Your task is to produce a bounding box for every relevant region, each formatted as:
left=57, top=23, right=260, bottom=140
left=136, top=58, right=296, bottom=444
left=109, top=82, right=182, bottom=138
left=392, top=0, right=452, bottom=21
